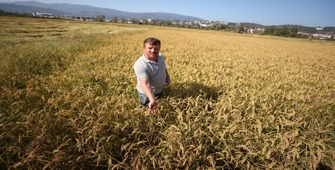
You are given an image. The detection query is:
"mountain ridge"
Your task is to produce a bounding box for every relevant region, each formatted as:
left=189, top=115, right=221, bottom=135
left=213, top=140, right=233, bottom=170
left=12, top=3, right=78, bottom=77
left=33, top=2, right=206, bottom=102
left=0, top=1, right=203, bottom=21
left=1, top=1, right=335, bottom=31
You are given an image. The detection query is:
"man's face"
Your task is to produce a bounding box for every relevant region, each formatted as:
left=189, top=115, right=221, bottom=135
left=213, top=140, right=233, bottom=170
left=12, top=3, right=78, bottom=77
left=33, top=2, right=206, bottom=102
left=144, top=43, right=160, bottom=59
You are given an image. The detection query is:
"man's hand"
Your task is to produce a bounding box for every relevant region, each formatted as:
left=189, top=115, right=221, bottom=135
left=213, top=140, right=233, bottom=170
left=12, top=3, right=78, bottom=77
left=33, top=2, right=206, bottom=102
left=148, top=100, right=158, bottom=114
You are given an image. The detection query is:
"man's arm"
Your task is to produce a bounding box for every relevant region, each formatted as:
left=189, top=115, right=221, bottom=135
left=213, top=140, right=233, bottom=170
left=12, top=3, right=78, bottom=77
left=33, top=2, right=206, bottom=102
left=139, top=78, right=157, bottom=112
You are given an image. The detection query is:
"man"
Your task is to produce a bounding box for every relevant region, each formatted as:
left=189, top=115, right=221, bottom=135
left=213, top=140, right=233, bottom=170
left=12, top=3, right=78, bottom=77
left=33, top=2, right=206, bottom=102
left=134, top=37, right=171, bottom=113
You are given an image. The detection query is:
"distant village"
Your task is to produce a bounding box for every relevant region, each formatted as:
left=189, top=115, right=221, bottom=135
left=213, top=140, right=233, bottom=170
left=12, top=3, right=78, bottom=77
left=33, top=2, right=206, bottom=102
left=31, top=12, right=335, bottom=40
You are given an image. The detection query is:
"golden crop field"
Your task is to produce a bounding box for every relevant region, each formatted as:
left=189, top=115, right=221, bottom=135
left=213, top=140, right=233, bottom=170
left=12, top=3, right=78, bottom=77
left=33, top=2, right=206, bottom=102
left=1, top=16, right=334, bottom=169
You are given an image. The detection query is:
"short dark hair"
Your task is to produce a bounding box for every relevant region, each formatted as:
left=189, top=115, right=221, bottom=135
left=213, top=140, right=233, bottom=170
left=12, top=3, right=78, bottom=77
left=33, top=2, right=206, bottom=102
left=143, top=37, right=161, bottom=47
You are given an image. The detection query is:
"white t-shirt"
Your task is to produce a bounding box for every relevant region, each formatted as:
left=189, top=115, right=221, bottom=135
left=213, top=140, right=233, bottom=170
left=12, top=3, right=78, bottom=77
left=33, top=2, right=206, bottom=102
left=134, top=54, right=167, bottom=94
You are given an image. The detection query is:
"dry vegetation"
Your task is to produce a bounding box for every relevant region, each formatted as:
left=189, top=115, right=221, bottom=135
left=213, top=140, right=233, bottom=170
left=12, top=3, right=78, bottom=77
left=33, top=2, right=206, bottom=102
left=1, top=16, right=335, bottom=169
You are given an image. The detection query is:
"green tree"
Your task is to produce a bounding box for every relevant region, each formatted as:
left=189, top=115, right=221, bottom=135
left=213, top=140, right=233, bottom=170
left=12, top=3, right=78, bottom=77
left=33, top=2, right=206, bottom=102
left=264, top=26, right=275, bottom=35
left=96, top=15, right=105, bottom=22
left=238, top=24, right=246, bottom=33
left=289, top=27, right=298, bottom=37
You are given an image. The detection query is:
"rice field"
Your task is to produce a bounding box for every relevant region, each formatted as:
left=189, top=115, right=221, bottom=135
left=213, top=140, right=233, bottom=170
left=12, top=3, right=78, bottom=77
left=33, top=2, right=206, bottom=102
left=0, top=16, right=334, bottom=169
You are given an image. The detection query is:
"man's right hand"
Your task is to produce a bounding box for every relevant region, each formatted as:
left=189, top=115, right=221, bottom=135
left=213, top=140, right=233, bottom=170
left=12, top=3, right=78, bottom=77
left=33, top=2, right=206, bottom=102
left=148, top=100, right=158, bottom=114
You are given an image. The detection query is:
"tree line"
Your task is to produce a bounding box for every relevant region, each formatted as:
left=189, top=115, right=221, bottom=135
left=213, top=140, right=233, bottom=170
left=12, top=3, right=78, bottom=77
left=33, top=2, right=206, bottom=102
left=262, top=26, right=299, bottom=37
left=0, top=10, right=32, bottom=17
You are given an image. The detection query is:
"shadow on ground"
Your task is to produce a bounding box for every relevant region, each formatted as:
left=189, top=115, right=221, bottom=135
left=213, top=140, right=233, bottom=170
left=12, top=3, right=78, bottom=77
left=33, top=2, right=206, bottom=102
left=163, top=82, right=221, bottom=101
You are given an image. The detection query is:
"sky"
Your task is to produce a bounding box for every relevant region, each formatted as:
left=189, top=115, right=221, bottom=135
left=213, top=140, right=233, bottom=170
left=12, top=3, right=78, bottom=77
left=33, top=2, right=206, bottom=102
left=1, top=0, right=334, bottom=27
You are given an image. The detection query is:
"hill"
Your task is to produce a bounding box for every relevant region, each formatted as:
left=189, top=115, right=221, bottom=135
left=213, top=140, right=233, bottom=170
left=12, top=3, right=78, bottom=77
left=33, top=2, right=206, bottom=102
left=0, top=4, right=65, bottom=16
left=0, top=1, right=203, bottom=21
